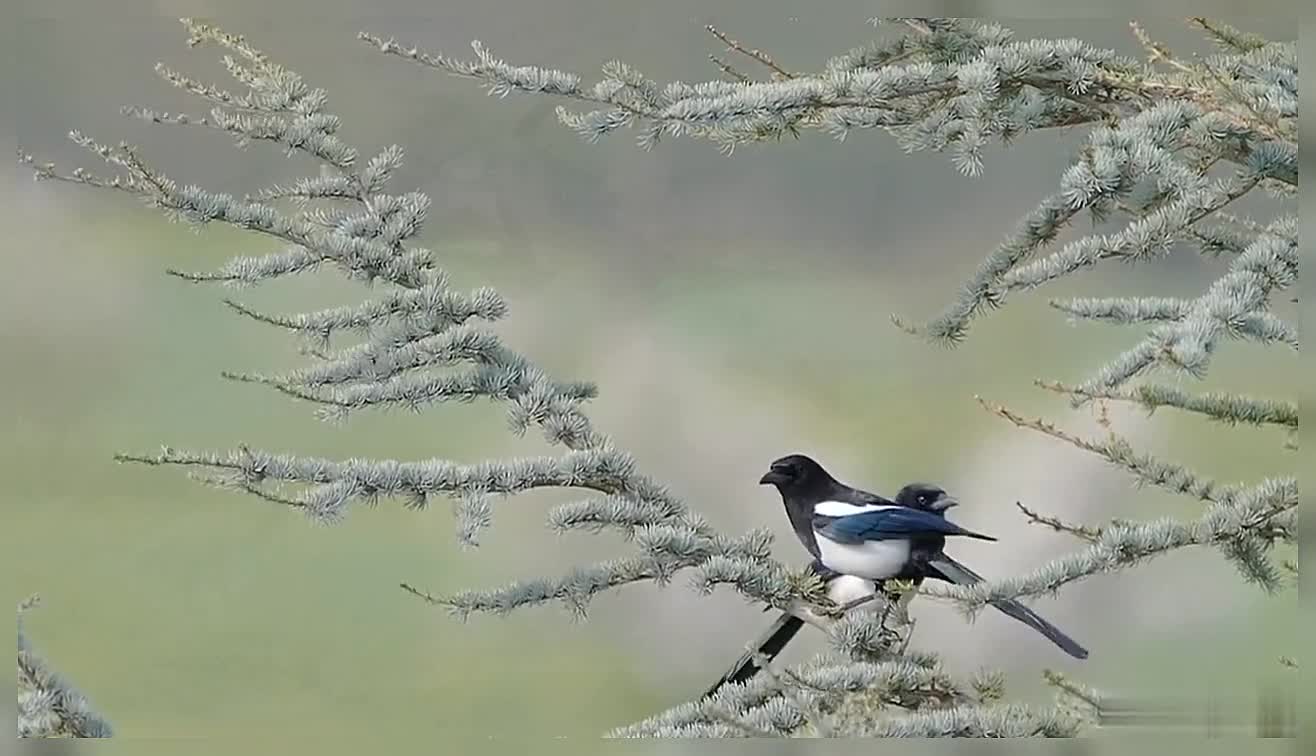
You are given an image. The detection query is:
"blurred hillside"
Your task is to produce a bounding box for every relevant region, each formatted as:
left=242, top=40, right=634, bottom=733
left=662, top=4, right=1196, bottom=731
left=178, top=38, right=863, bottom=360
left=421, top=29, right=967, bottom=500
left=2, top=2, right=1300, bottom=748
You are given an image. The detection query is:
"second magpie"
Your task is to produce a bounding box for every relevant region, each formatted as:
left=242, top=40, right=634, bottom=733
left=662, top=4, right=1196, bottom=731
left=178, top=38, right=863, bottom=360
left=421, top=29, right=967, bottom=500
left=760, top=454, right=1089, bottom=660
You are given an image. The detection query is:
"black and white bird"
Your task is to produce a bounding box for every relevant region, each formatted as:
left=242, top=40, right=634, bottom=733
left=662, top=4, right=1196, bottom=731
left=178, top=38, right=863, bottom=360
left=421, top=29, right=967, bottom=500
left=703, top=475, right=974, bottom=698
left=760, top=454, right=1088, bottom=659
left=702, top=455, right=1089, bottom=699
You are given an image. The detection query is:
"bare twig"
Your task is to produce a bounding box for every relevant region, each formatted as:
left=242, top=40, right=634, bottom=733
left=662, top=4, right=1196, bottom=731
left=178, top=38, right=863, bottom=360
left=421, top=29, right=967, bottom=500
left=974, top=395, right=1228, bottom=504
left=400, top=582, right=442, bottom=604
left=1129, top=21, right=1193, bottom=74
left=708, top=54, right=750, bottom=83
left=1044, top=669, right=1104, bottom=711
left=1015, top=501, right=1103, bottom=542
left=900, top=19, right=935, bottom=36
left=705, top=24, right=792, bottom=79
left=837, top=593, right=883, bottom=614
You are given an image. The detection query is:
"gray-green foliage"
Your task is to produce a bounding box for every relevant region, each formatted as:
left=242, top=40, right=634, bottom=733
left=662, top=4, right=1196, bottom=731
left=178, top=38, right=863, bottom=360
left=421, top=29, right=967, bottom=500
left=355, top=15, right=1298, bottom=734
left=357, top=16, right=1296, bottom=735
left=22, top=16, right=1295, bottom=738
left=17, top=597, right=113, bottom=738
left=364, top=11, right=1300, bottom=601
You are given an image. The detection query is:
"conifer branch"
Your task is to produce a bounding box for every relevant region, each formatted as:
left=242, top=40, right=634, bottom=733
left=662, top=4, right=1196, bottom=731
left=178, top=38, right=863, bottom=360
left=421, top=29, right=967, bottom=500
left=1036, top=380, right=1298, bottom=429
left=1014, top=501, right=1103, bottom=542
left=704, top=24, right=793, bottom=79
left=17, top=597, right=114, bottom=738
left=613, top=653, right=984, bottom=737
left=116, top=445, right=646, bottom=526
left=753, top=651, right=833, bottom=737
left=975, top=396, right=1233, bottom=503
left=924, top=475, right=1296, bottom=610
left=364, top=20, right=1131, bottom=155
left=42, top=20, right=819, bottom=649
left=1191, top=18, right=1270, bottom=53
left=364, top=16, right=1294, bottom=340
left=28, top=16, right=1297, bottom=739
left=707, top=55, right=751, bottom=83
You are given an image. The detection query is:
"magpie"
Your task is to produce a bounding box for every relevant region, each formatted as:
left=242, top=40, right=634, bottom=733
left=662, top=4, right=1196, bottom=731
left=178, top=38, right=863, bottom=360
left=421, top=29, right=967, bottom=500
left=760, top=454, right=1088, bottom=659
left=701, top=458, right=1089, bottom=699
left=702, top=479, right=941, bottom=699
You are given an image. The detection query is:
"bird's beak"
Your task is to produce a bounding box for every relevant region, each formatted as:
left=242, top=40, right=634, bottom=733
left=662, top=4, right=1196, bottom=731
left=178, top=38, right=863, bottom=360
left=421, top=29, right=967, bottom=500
left=932, top=496, right=960, bottom=512
left=759, top=470, right=784, bottom=486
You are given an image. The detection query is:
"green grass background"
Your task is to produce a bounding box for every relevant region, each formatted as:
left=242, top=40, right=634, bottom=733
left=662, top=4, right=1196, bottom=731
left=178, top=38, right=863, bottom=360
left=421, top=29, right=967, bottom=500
left=2, top=3, right=1301, bottom=749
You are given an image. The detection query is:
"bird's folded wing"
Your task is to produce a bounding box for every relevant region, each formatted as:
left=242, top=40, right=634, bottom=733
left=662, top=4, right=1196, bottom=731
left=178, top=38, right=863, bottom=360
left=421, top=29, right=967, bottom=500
left=814, top=507, right=990, bottom=544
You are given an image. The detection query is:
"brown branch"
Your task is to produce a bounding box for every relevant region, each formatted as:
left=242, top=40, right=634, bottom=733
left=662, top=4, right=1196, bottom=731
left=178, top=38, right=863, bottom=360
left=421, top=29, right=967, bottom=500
left=358, top=32, right=656, bottom=120
left=900, top=19, right=935, bottom=36
left=974, top=395, right=1228, bottom=504
left=707, top=54, right=750, bottom=83
left=976, top=395, right=1118, bottom=459
left=1036, top=379, right=1122, bottom=402
left=1014, top=501, right=1103, bottom=542
left=1044, top=669, right=1103, bottom=711
left=705, top=24, right=792, bottom=79
left=1129, top=21, right=1194, bottom=74
left=1189, top=17, right=1270, bottom=53
left=400, top=581, right=441, bottom=603
left=1123, top=20, right=1293, bottom=145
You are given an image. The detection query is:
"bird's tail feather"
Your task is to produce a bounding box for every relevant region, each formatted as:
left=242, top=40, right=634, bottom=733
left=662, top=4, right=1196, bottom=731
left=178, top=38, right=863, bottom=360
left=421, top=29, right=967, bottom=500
left=702, top=611, right=804, bottom=699
left=928, top=555, right=1089, bottom=660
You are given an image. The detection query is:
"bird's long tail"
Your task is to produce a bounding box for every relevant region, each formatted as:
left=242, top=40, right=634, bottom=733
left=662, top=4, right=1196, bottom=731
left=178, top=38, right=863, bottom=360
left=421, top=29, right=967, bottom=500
left=927, top=555, right=1089, bottom=660
left=701, top=611, right=804, bottom=699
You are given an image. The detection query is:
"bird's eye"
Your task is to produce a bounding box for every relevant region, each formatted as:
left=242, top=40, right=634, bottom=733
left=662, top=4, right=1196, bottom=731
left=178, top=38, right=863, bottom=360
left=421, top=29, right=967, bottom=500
left=917, top=494, right=928, bottom=504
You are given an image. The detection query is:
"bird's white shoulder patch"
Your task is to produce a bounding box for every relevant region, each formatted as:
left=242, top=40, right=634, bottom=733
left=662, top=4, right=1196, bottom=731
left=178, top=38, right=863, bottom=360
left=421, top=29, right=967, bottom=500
left=812, top=500, right=895, bottom=517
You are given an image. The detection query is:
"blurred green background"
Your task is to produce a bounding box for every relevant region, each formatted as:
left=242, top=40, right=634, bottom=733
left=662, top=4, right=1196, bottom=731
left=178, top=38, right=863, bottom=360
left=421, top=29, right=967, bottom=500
left=2, top=0, right=1301, bottom=748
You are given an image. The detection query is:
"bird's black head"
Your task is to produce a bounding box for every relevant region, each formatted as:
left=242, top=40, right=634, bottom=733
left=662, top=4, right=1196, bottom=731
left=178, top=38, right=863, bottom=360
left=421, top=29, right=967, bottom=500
left=894, top=483, right=959, bottom=512
left=758, top=454, right=834, bottom=494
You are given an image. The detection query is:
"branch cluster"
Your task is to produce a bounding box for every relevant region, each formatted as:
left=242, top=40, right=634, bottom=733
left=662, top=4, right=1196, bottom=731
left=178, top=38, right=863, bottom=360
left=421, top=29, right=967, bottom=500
left=23, top=20, right=821, bottom=626
left=17, top=597, right=113, bottom=738
left=24, top=16, right=1297, bottom=738
left=361, top=14, right=1299, bottom=724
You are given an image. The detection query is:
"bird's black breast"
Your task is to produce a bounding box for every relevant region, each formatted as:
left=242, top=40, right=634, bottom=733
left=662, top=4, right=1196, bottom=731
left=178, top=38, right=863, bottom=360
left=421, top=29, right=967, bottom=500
left=781, top=495, right=821, bottom=558
left=895, top=535, right=946, bottom=580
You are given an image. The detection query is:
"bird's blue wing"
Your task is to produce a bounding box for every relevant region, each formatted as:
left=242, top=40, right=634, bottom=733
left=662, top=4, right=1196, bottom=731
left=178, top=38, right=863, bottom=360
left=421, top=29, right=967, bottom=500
left=816, top=507, right=975, bottom=544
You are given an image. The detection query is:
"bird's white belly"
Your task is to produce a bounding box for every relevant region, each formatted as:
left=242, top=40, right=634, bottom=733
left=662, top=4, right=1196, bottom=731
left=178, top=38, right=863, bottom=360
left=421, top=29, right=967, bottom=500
left=826, top=574, right=878, bottom=605
left=816, top=537, right=910, bottom=581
